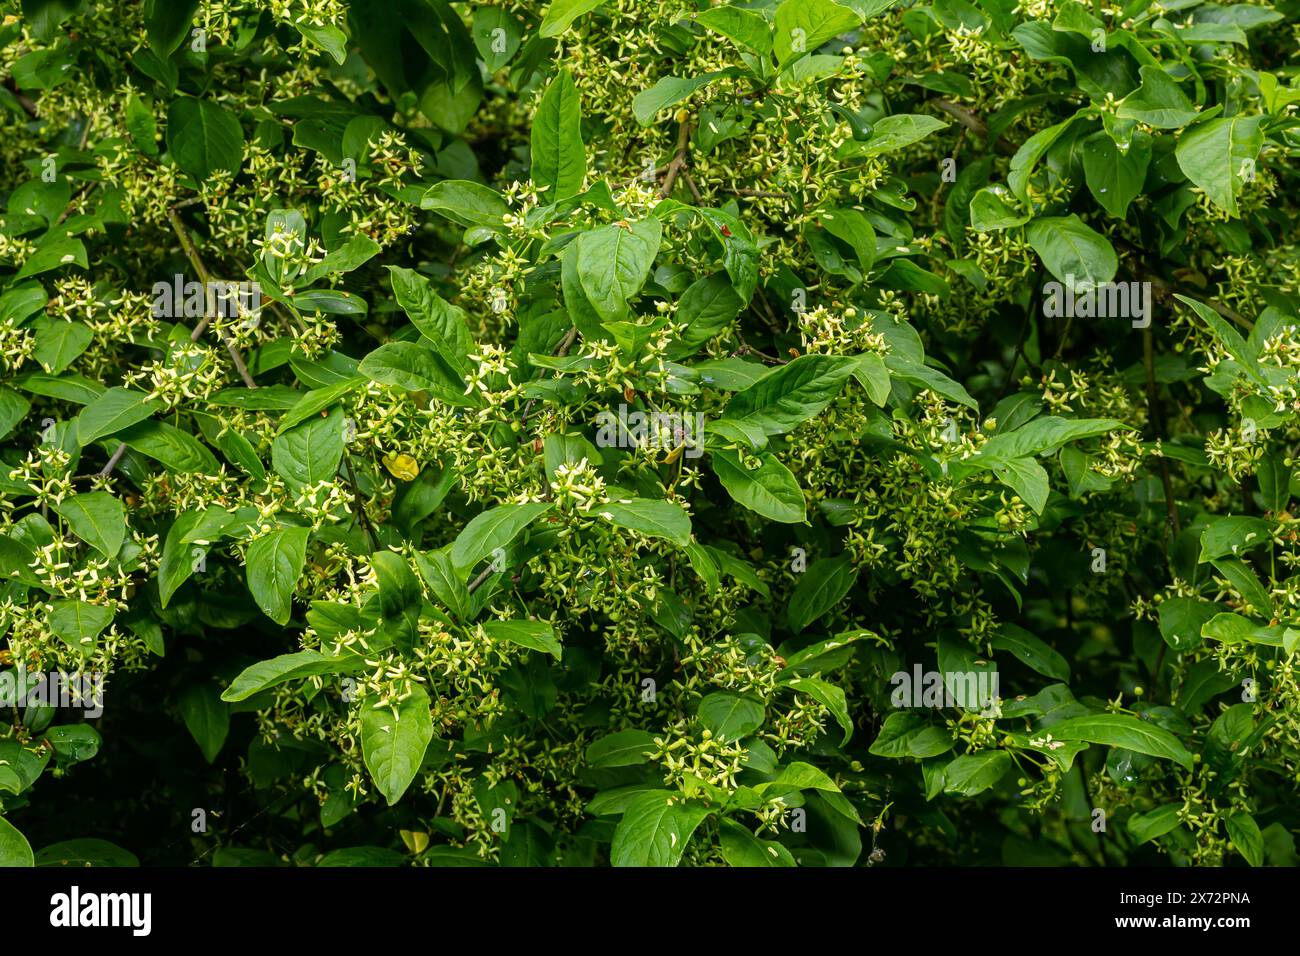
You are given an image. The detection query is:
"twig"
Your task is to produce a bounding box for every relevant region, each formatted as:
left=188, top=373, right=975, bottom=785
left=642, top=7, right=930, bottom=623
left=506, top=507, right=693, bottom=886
left=517, top=325, right=580, bottom=430
left=467, top=564, right=496, bottom=593
left=5, top=79, right=37, bottom=119
left=271, top=300, right=309, bottom=335
left=681, top=169, right=702, bottom=204
left=660, top=120, right=693, bottom=199
left=167, top=207, right=258, bottom=389
left=98, top=444, right=127, bottom=479
left=999, top=285, right=1039, bottom=400
left=1075, top=762, right=1108, bottom=867
left=930, top=99, right=1015, bottom=156
left=1144, top=324, right=1180, bottom=540
left=734, top=332, right=788, bottom=365
left=343, top=454, right=378, bottom=550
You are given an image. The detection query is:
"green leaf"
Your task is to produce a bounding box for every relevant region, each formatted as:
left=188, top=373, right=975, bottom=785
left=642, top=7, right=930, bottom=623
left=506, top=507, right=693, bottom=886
left=969, top=185, right=1032, bottom=232
left=166, top=96, right=245, bottom=179
left=373, top=551, right=423, bottom=655
left=1117, top=66, right=1200, bottom=129
left=0, top=386, right=30, bottom=441
left=1174, top=115, right=1264, bottom=217
left=0, top=816, right=34, bottom=867
left=991, top=623, right=1069, bottom=682
left=532, top=69, right=586, bottom=198
left=1158, top=596, right=1218, bottom=651
left=450, top=502, right=552, bottom=575
left=1082, top=130, right=1151, bottom=219
left=719, top=818, right=795, bottom=866
left=481, top=620, right=562, bottom=659
left=387, top=266, right=475, bottom=380
left=773, top=0, right=862, bottom=63
left=852, top=353, right=891, bottom=406
left=48, top=599, right=113, bottom=656
left=76, top=387, right=160, bottom=445
left=1127, top=803, right=1183, bottom=844
left=275, top=379, right=364, bottom=435
left=34, top=838, right=140, bottom=867
left=712, top=448, right=806, bottom=523
left=414, top=548, right=470, bottom=620
left=316, top=846, right=406, bottom=867
left=694, top=6, right=773, bottom=56
left=724, top=354, right=857, bottom=437
left=144, top=0, right=200, bottom=55
left=698, top=692, right=765, bottom=742
left=1225, top=809, right=1264, bottom=867
left=118, top=420, right=219, bottom=473
left=296, top=22, right=348, bottom=63
left=575, top=219, right=662, bottom=321
left=245, top=527, right=309, bottom=625
left=1047, top=714, right=1194, bottom=769
left=1199, top=515, right=1271, bottom=562
left=943, top=751, right=1011, bottom=796
left=971, top=416, right=1125, bottom=465
left=221, top=650, right=359, bottom=702
left=781, top=675, right=853, bottom=744
left=610, top=791, right=711, bottom=867
left=857, top=114, right=949, bottom=155
left=179, top=682, right=229, bottom=764
left=1024, top=215, right=1118, bottom=291
left=17, top=240, right=87, bottom=281
left=358, top=342, right=470, bottom=406
left=159, top=509, right=206, bottom=608
left=991, top=456, right=1050, bottom=513
left=271, top=407, right=345, bottom=489
left=633, top=73, right=726, bottom=126
left=52, top=492, right=126, bottom=558
left=787, top=554, right=856, bottom=632
left=818, top=208, right=876, bottom=272
left=473, top=6, right=522, bottom=72
left=539, top=0, right=612, bottom=37
left=1174, top=294, right=1262, bottom=384
left=420, top=180, right=510, bottom=231
left=32, top=320, right=92, bottom=373
left=596, top=498, right=692, bottom=548
left=125, top=92, right=159, bottom=155
left=1007, top=115, right=1081, bottom=204
left=673, top=275, right=744, bottom=356
left=586, top=729, right=657, bottom=768
left=868, top=712, right=954, bottom=759
left=360, top=684, right=434, bottom=806
left=887, top=357, right=978, bottom=410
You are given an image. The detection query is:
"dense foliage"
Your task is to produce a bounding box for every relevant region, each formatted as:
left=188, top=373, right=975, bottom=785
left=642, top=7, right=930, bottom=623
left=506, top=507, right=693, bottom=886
left=0, top=0, right=1298, bottom=868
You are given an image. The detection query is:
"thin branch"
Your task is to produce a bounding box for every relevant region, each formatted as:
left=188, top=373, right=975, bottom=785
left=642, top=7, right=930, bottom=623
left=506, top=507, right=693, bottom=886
left=1148, top=274, right=1251, bottom=331
left=1144, top=324, right=1181, bottom=540
left=660, top=119, right=693, bottom=199
left=930, top=99, right=1015, bottom=156
left=517, top=325, right=580, bottom=430
left=97, top=444, right=128, bottom=480
left=681, top=169, right=703, bottom=204
left=166, top=207, right=258, bottom=389
left=467, top=564, right=496, bottom=593
left=5, top=79, right=37, bottom=118
left=343, top=454, right=378, bottom=551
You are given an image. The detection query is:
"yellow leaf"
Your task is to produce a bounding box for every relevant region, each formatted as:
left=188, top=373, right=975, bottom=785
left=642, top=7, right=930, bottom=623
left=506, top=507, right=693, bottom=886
left=383, top=453, right=420, bottom=481
left=399, top=829, right=429, bottom=854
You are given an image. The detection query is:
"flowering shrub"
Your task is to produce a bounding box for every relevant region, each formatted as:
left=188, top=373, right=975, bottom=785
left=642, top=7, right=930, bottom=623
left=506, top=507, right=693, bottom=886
left=1, top=0, right=1298, bottom=868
